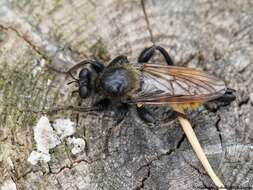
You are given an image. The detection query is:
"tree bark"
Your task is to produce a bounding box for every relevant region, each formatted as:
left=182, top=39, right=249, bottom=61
left=0, top=0, right=252, bottom=189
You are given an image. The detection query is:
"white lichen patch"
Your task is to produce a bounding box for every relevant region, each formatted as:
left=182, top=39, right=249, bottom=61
left=28, top=116, right=78, bottom=165
left=34, top=116, right=61, bottom=154
left=27, top=151, right=51, bottom=165
left=67, top=137, right=86, bottom=155
left=53, top=119, right=75, bottom=139
left=1, top=179, right=17, bottom=190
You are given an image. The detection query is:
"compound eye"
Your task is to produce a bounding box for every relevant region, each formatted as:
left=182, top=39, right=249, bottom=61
left=79, top=86, right=89, bottom=98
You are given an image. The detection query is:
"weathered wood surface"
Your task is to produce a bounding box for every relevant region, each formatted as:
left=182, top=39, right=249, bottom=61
left=0, top=0, right=252, bottom=189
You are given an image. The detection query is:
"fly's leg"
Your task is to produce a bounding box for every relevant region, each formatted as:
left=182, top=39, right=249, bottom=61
left=136, top=104, right=159, bottom=126
left=107, top=55, right=129, bottom=68
left=84, top=98, right=128, bottom=124
left=93, top=98, right=111, bottom=112
left=67, top=59, right=105, bottom=75
left=114, top=103, right=129, bottom=125
left=93, top=99, right=129, bottom=125
left=136, top=46, right=175, bottom=125
left=138, top=45, right=174, bottom=65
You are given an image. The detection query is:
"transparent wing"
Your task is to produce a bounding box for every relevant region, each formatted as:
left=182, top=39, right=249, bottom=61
left=131, top=64, right=226, bottom=108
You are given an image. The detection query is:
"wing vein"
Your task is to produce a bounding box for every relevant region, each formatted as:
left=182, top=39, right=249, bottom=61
left=132, top=64, right=226, bottom=107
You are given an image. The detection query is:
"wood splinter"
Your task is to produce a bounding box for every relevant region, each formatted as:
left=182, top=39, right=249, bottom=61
left=174, top=107, right=227, bottom=190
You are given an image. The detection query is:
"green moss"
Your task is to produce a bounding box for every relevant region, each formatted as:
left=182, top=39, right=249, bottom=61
left=0, top=59, right=58, bottom=130
left=52, top=0, right=62, bottom=7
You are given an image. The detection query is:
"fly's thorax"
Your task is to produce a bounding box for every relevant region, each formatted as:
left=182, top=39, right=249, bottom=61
left=96, top=64, right=141, bottom=99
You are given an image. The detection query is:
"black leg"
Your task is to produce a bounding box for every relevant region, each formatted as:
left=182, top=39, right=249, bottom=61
left=93, top=100, right=129, bottom=125
left=107, top=55, right=129, bottom=68
left=67, top=80, right=78, bottom=85
left=93, top=98, right=111, bottom=111
left=136, top=46, right=175, bottom=125
left=113, top=103, right=129, bottom=125
left=67, top=59, right=104, bottom=75
left=136, top=105, right=159, bottom=125
left=138, top=45, right=174, bottom=65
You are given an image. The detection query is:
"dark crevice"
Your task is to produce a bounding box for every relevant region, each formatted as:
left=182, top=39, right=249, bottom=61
left=176, top=134, right=186, bottom=149
left=141, top=167, right=150, bottom=188
left=141, top=0, right=154, bottom=44
left=18, top=157, right=100, bottom=180
left=156, top=148, right=176, bottom=161
left=76, top=113, right=80, bottom=131
left=48, top=159, right=91, bottom=175
left=188, top=162, right=206, bottom=176
left=184, top=159, right=213, bottom=190
left=238, top=97, right=249, bottom=107
left=16, top=168, right=36, bottom=180
left=135, top=148, right=175, bottom=189
left=136, top=166, right=151, bottom=190
left=47, top=163, right=52, bottom=174
left=200, top=182, right=213, bottom=190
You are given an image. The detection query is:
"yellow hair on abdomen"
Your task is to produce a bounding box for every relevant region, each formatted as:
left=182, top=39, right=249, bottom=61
left=172, top=102, right=202, bottom=112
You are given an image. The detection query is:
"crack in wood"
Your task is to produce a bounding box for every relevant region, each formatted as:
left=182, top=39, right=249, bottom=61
left=48, top=158, right=91, bottom=175
left=184, top=158, right=213, bottom=190
left=176, top=133, right=186, bottom=149
left=16, top=169, right=35, bottom=180
left=238, top=96, right=249, bottom=107
left=135, top=166, right=150, bottom=190
left=185, top=160, right=208, bottom=176
left=0, top=23, right=71, bottom=76
left=141, top=0, right=154, bottom=44
left=134, top=148, right=176, bottom=189
left=0, top=24, right=49, bottom=61
left=0, top=6, right=88, bottom=74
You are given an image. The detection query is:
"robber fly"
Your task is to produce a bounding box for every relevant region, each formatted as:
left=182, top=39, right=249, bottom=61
left=67, top=45, right=236, bottom=124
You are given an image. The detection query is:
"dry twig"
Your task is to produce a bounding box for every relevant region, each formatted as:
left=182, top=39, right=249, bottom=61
left=174, top=107, right=226, bottom=190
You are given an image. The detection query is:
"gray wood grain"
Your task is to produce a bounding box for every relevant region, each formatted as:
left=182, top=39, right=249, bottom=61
left=0, top=0, right=252, bottom=189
